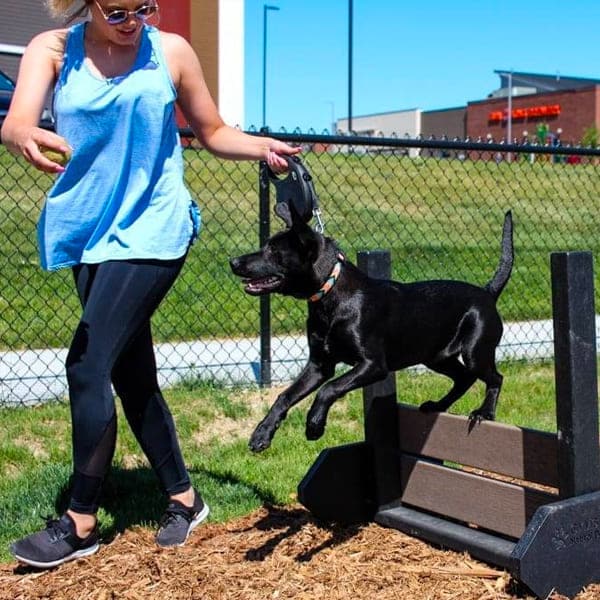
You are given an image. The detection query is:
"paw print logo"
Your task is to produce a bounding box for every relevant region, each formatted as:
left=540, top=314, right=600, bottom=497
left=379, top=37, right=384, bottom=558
left=552, top=527, right=570, bottom=551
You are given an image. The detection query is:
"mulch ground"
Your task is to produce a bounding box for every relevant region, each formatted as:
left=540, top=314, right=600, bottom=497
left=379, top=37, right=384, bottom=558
left=1, top=504, right=599, bottom=600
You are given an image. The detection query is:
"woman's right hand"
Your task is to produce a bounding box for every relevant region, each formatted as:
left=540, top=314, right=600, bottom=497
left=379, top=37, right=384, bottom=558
left=12, top=127, right=72, bottom=174
left=0, top=30, right=68, bottom=173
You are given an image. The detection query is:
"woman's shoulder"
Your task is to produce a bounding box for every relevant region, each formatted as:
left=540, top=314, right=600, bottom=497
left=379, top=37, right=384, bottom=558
left=157, top=30, right=194, bottom=57
left=26, top=28, right=71, bottom=61
left=154, top=30, right=198, bottom=90
left=28, top=28, right=71, bottom=49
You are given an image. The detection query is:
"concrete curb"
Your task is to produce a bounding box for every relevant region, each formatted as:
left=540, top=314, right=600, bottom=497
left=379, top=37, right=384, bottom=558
left=1, top=317, right=598, bottom=407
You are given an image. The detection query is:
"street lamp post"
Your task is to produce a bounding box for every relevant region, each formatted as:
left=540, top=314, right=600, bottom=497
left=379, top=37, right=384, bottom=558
left=262, top=4, right=279, bottom=130
left=348, top=0, right=353, bottom=133
left=326, top=101, right=335, bottom=133
left=507, top=71, right=513, bottom=162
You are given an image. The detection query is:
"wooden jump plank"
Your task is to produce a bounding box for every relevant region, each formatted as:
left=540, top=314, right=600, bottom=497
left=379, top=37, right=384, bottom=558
left=400, top=455, right=557, bottom=539
left=397, top=403, right=558, bottom=488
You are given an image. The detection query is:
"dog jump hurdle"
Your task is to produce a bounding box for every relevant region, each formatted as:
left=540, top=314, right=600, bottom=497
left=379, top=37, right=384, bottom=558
left=298, top=250, right=600, bottom=599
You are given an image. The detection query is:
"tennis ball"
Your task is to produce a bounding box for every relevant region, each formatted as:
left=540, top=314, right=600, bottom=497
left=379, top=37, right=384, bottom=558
left=40, top=145, right=72, bottom=166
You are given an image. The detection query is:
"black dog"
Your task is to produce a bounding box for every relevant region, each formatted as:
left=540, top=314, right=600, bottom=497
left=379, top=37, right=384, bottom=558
left=230, top=208, right=513, bottom=452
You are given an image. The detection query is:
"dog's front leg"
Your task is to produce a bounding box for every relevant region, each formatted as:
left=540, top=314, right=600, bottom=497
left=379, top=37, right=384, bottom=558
left=249, top=360, right=335, bottom=452
left=305, top=360, right=388, bottom=440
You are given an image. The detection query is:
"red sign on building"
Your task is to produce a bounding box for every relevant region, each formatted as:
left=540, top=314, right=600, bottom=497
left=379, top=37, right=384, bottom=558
left=489, top=104, right=561, bottom=122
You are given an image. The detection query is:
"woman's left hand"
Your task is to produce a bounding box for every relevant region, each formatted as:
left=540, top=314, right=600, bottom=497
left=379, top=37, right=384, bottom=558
left=266, top=140, right=302, bottom=173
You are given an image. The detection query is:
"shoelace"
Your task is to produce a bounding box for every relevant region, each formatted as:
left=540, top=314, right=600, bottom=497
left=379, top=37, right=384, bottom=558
left=159, top=506, right=194, bottom=528
left=43, top=516, right=70, bottom=542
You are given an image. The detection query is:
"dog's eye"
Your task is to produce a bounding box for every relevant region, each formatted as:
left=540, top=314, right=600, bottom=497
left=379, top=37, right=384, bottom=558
left=264, top=244, right=283, bottom=261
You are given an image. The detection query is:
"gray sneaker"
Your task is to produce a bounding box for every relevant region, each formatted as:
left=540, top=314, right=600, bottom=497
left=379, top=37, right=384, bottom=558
left=10, top=513, right=99, bottom=569
left=156, top=490, right=209, bottom=547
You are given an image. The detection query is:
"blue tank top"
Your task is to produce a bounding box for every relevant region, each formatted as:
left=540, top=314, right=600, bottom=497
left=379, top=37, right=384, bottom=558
left=38, top=23, right=200, bottom=270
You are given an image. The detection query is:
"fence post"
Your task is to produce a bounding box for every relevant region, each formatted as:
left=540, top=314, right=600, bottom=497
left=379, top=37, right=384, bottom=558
left=258, top=160, right=271, bottom=387
left=550, top=251, right=600, bottom=497
left=358, top=250, right=402, bottom=511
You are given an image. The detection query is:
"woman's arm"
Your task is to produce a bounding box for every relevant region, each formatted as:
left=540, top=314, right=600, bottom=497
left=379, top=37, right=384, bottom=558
left=162, top=32, right=300, bottom=170
left=0, top=30, right=71, bottom=173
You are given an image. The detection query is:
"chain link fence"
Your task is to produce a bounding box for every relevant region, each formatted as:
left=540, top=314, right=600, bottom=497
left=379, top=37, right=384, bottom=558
left=1, top=130, right=600, bottom=406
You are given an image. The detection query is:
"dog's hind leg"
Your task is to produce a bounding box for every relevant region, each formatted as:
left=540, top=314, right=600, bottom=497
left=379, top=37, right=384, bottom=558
left=419, top=356, right=477, bottom=414
left=461, top=342, right=503, bottom=423
left=249, top=359, right=335, bottom=452
left=468, top=367, right=502, bottom=423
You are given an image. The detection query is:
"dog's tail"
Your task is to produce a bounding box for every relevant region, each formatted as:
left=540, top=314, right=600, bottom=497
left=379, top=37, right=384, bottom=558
left=485, top=210, right=513, bottom=301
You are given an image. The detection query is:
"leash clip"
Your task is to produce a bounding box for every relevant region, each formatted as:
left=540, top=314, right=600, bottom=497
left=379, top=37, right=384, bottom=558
left=313, top=207, right=325, bottom=233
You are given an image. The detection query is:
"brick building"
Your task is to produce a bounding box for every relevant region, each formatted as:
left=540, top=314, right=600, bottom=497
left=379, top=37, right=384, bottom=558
left=466, top=72, right=600, bottom=146
left=421, top=106, right=466, bottom=141
left=335, top=71, right=600, bottom=146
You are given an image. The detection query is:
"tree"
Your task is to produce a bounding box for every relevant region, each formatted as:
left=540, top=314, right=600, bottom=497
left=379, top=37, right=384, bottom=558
left=581, top=125, right=598, bottom=148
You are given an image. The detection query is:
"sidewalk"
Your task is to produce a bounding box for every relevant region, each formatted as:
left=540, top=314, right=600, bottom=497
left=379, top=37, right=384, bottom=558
left=1, top=317, right=598, bottom=407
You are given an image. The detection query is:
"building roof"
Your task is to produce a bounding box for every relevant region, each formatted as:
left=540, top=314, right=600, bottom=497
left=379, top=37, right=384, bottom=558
left=493, top=70, right=600, bottom=94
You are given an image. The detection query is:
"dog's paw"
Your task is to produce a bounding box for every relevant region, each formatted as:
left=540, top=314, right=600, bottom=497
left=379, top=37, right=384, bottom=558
left=248, top=438, right=270, bottom=453
left=248, top=427, right=273, bottom=453
left=305, top=419, right=325, bottom=441
left=468, top=409, right=495, bottom=425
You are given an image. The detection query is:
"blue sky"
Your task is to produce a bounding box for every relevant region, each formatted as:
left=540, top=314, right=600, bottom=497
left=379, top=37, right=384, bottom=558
left=244, top=0, right=600, bottom=132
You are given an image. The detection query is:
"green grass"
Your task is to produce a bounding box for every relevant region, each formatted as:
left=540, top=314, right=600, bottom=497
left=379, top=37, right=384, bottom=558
left=0, top=143, right=595, bottom=561
left=0, top=359, right=561, bottom=563
left=1, top=146, right=600, bottom=349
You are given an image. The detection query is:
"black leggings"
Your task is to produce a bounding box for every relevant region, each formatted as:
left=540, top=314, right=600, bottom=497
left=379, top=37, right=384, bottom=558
left=66, top=258, right=190, bottom=514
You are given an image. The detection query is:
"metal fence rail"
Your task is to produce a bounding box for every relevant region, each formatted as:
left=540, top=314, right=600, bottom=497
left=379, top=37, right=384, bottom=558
left=1, top=131, right=600, bottom=406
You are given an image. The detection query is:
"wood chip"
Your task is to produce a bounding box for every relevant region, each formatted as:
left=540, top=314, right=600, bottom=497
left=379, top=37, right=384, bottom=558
left=0, top=505, right=598, bottom=600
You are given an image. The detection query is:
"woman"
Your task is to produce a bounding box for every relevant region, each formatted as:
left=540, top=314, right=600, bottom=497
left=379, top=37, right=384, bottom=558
left=1, top=0, right=299, bottom=568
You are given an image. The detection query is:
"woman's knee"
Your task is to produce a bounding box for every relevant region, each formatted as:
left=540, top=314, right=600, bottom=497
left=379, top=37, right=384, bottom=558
left=67, top=352, right=99, bottom=387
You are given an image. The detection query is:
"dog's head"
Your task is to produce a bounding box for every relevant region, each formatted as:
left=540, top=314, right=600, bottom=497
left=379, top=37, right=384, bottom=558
left=230, top=205, right=341, bottom=300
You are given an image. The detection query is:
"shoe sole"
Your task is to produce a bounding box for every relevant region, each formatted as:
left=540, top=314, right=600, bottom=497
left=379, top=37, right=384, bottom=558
left=178, top=502, right=210, bottom=546
left=185, top=502, right=210, bottom=541
left=11, top=542, right=100, bottom=569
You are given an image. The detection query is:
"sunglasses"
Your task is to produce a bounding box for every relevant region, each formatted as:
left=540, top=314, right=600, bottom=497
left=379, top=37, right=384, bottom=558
left=93, top=0, right=159, bottom=25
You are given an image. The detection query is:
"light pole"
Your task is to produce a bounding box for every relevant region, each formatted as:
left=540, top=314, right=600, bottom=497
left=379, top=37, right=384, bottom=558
left=506, top=70, right=513, bottom=162
left=348, top=0, right=353, bottom=133
left=262, top=4, right=279, bottom=130
left=326, top=101, right=335, bottom=133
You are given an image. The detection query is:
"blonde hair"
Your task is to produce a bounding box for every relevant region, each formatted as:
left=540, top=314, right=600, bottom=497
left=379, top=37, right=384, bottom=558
left=45, top=0, right=91, bottom=22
